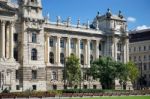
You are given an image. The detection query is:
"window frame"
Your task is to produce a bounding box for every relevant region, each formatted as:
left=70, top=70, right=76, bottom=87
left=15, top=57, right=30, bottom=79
left=60, top=53, right=65, bottom=64
left=32, top=33, right=37, bottom=43
left=49, top=52, right=54, bottom=64
left=80, top=54, right=84, bottom=65
left=31, top=48, right=37, bottom=60
left=60, top=39, right=65, bottom=48
left=80, top=40, right=84, bottom=49
left=51, top=71, right=57, bottom=80
left=49, top=37, right=54, bottom=47
left=32, top=70, right=37, bottom=80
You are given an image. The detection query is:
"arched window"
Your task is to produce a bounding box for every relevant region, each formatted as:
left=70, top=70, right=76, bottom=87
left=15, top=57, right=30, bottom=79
left=80, top=54, right=84, bottom=65
left=90, top=55, right=93, bottom=63
left=60, top=53, right=65, bottom=64
left=31, top=48, right=37, bottom=60
left=51, top=71, right=57, bottom=80
left=49, top=52, right=54, bottom=64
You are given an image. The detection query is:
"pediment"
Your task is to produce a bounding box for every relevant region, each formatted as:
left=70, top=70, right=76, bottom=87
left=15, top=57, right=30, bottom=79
left=0, top=2, right=16, bottom=13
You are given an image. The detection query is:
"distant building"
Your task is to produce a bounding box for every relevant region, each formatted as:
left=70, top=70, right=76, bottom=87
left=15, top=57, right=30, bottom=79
left=129, top=29, right=150, bottom=89
left=0, top=0, right=130, bottom=92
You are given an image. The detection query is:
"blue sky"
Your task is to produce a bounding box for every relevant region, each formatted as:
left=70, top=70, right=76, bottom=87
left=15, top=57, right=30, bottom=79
left=42, top=0, right=150, bottom=30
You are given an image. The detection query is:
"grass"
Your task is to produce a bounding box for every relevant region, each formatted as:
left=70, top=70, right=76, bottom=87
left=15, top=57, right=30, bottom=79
left=72, top=96, right=150, bottom=99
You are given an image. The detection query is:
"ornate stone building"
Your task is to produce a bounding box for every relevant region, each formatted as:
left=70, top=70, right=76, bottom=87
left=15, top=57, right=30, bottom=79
left=0, top=0, right=129, bottom=92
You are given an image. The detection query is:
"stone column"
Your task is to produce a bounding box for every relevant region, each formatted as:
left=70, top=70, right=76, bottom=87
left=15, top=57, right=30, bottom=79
left=126, top=39, right=129, bottom=62
left=6, top=24, right=10, bottom=59
left=47, top=36, right=50, bottom=63
left=123, top=39, right=126, bottom=63
left=66, top=37, right=70, bottom=57
left=76, top=38, right=80, bottom=59
left=114, top=38, right=117, bottom=61
left=9, top=22, right=14, bottom=59
left=87, top=39, right=90, bottom=67
left=56, top=36, right=60, bottom=65
left=84, top=40, right=88, bottom=65
left=96, top=40, right=100, bottom=59
left=1, top=21, right=6, bottom=58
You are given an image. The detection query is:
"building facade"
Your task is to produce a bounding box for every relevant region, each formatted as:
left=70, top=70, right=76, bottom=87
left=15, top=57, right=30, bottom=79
left=129, top=29, right=150, bottom=89
left=0, top=0, right=130, bottom=92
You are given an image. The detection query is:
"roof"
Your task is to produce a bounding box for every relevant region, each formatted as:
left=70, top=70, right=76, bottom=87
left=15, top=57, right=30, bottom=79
left=129, top=29, right=150, bottom=43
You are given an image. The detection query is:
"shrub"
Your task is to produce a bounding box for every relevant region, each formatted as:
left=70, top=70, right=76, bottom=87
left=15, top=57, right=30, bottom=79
left=63, top=89, right=103, bottom=93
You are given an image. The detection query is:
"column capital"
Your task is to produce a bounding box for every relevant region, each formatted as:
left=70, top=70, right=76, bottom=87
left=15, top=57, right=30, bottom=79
left=66, top=37, right=71, bottom=40
left=1, top=20, right=6, bottom=26
left=76, top=38, right=81, bottom=41
left=87, top=39, right=91, bottom=42
left=10, top=21, right=15, bottom=27
left=57, top=36, right=61, bottom=39
left=96, top=39, right=101, bottom=42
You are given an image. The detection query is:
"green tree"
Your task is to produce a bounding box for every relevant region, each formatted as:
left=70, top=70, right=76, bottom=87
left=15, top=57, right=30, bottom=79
left=65, top=54, right=81, bottom=88
left=89, top=57, right=127, bottom=89
left=126, top=61, right=139, bottom=83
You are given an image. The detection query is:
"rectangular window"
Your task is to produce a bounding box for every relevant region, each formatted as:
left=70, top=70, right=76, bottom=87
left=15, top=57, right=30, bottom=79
left=16, top=85, right=20, bottom=90
left=144, top=63, right=147, bottom=70
left=71, top=40, right=75, bottom=49
left=134, top=47, right=136, bottom=52
left=49, top=38, right=54, bottom=47
left=80, top=41, right=84, bottom=49
left=144, top=74, right=147, bottom=78
left=14, top=33, right=18, bottom=42
left=144, top=55, right=146, bottom=61
left=139, top=46, right=141, bottom=52
left=32, top=33, right=37, bottom=43
left=144, top=46, right=146, bottom=51
left=14, top=48, right=18, bottom=61
left=53, top=85, right=57, bottom=90
left=129, top=56, right=131, bottom=61
left=32, top=85, right=37, bottom=90
left=117, top=43, right=122, bottom=51
left=129, top=48, right=131, bottom=52
left=134, top=56, right=136, bottom=62
left=60, top=39, right=65, bottom=48
left=117, top=54, right=121, bottom=61
left=16, top=70, right=19, bottom=80
left=32, top=70, right=37, bottom=79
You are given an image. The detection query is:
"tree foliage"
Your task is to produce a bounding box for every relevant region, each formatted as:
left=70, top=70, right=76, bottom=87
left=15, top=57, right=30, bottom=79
left=89, top=57, right=127, bottom=89
left=65, top=54, right=81, bottom=87
left=126, top=61, right=139, bottom=83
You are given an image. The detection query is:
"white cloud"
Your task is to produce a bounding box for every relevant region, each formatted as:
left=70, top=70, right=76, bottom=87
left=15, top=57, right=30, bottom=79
left=127, top=17, right=136, bottom=23
left=136, top=25, right=150, bottom=30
